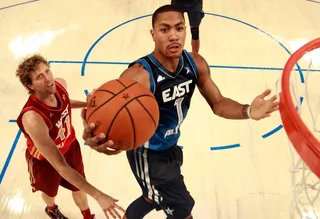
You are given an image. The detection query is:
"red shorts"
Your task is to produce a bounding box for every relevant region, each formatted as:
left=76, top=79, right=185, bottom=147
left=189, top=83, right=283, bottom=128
left=25, top=140, right=85, bottom=197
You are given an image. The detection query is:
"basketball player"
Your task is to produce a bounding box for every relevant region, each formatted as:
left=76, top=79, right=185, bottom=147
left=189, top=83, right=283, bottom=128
left=171, top=0, right=204, bottom=53
left=15, top=54, right=125, bottom=219
left=82, top=5, right=279, bottom=219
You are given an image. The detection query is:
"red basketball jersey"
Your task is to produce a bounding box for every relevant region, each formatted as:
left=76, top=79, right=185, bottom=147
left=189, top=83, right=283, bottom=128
left=16, top=80, right=76, bottom=160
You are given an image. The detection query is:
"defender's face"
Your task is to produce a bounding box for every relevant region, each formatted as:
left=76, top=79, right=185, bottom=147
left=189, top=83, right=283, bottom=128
left=151, top=11, right=186, bottom=59
left=29, top=63, right=56, bottom=95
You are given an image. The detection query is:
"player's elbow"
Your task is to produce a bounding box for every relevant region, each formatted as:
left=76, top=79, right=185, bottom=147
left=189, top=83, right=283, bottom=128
left=57, top=165, right=73, bottom=179
left=213, top=105, right=224, bottom=117
left=54, top=161, right=72, bottom=179
left=46, top=152, right=70, bottom=176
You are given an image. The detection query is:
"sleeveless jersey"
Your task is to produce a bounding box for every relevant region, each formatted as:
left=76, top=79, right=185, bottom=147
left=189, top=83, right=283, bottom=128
left=129, top=50, right=198, bottom=151
left=16, top=80, right=76, bottom=160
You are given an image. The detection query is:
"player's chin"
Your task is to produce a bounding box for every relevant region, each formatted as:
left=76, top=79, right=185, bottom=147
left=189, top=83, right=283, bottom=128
left=46, top=83, right=56, bottom=94
left=166, top=49, right=182, bottom=59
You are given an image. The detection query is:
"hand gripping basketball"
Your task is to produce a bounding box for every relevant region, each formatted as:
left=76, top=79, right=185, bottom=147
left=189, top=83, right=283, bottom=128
left=83, top=78, right=159, bottom=152
left=81, top=108, right=122, bottom=155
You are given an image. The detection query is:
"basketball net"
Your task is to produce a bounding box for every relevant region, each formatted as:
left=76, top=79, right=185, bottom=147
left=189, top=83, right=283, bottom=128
left=277, top=37, right=320, bottom=219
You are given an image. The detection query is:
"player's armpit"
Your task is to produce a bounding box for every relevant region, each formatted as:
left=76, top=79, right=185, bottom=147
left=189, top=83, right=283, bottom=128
left=119, top=63, right=150, bottom=89
left=192, top=52, right=249, bottom=119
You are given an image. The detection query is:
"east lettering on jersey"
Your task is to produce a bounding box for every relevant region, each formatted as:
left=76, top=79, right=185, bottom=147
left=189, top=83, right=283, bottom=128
left=129, top=50, right=198, bottom=151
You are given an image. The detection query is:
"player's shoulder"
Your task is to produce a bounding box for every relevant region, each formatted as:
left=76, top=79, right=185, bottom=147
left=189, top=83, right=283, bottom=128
left=185, top=51, right=209, bottom=76
left=130, top=62, right=147, bottom=71
left=21, top=110, right=44, bottom=127
left=186, top=51, right=204, bottom=63
left=186, top=51, right=206, bottom=66
left=21, top=109, right=50, bottom=137
left=54, top=78, right=70, bottom=96
left=121, top=62, right=149, bottom=79
left=55, top=78, right=67, bottom=90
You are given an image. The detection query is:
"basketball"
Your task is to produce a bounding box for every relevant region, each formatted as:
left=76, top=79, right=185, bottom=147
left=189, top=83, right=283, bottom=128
left=85, top=78, right=160, bottom=151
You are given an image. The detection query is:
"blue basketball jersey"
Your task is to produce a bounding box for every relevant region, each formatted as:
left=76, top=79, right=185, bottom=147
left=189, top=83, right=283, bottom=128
left=128, top=50, right=198, bottom=151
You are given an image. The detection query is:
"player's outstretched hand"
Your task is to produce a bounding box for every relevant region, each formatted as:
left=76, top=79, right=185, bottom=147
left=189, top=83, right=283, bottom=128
left=250, top=89, right=279, bottom=120
left=81, top=108, right=122, bottom=155
left=95, top=192, right=126, bottom=219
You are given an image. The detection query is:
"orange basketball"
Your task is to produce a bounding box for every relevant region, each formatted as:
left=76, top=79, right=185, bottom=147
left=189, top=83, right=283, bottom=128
left=85, top=78, right=159, bottom=151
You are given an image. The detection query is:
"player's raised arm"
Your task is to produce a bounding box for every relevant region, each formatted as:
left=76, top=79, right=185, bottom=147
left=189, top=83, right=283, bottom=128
left=191, top=52, right=278, bottom=120
left=22, top=110, right=125, bottom=218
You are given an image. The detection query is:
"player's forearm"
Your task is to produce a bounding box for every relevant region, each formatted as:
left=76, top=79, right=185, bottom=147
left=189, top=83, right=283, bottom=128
left=40, top=142, right=103, bottom=200
left=213, top=97, right=249, bottom=119
left=70, top=99, right=87, bottom=109
left=57, top=165, right=103, bottom=199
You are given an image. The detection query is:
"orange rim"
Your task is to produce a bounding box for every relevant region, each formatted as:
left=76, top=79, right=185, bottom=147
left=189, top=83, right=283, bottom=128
left=280, top=37, right=320, bottom=178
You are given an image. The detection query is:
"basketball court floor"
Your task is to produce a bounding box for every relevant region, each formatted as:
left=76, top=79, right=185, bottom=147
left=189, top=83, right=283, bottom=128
left=1, top=0, right=320, bottom=218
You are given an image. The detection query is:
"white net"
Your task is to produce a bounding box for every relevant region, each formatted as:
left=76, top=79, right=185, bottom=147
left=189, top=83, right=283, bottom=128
left=277, top=41, right=320, bottom=219
left=288, top=140, right=320, bottom=219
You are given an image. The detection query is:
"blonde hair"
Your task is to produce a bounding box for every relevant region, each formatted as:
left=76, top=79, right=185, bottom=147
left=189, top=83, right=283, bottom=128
left=16, top=54, right=49, bottom=94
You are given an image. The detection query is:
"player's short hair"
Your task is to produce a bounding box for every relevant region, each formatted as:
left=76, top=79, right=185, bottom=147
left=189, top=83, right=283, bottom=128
left=152, top=4, right=184, bottom=28
left=16, top=54, right=49, bottom=94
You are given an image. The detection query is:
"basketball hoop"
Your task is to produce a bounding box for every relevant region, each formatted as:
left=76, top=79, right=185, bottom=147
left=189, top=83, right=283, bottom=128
left=279, top=37, right=320, bottom=218
left=280, top=37, right=320, bottom=178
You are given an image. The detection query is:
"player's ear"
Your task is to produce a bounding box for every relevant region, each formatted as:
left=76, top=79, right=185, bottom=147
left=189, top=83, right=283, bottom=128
left=150, top=29, right=155, bottom=41
left=27, top=84, right=34, bottom=92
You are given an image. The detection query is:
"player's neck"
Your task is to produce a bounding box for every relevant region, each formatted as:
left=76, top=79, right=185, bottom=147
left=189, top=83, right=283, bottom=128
left=152, top=51, right=180, bottom=73
left=34, top=92, right=57, bottom=107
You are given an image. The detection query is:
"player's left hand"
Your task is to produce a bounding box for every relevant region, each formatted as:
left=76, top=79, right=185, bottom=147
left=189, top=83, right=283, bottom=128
left=81, top=108, right=123, bottom=155
left=250, top=89, right=279, bottom=121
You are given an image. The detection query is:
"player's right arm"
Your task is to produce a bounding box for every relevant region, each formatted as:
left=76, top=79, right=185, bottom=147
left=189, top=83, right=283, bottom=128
left=82, top=63, right=150, bottom=153
left=119, top=63, right=150, bottom=88
left=22, top=110, right=125, bottom=218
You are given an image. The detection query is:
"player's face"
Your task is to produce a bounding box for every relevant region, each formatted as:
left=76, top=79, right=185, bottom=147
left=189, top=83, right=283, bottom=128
left=29, top=63, right=56, bottom=95
left=151, top=11, right=186, bottom=59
